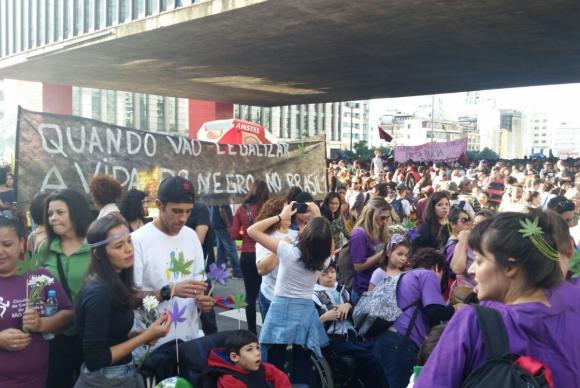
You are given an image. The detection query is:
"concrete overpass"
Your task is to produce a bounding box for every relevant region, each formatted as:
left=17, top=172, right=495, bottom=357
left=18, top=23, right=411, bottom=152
left=1, top=0, right=580, bottom=106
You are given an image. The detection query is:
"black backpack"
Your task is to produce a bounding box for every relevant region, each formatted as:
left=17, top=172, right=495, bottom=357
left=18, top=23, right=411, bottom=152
left=461, top=305, right=553, bottom=388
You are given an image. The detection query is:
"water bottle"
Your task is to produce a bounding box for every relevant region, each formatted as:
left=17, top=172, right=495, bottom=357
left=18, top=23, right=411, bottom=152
left=43, top=290, right=58, bottom=340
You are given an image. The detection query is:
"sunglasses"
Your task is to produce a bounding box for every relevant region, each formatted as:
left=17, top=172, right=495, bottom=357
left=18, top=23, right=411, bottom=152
left=459, top=217, right=472, bottom=224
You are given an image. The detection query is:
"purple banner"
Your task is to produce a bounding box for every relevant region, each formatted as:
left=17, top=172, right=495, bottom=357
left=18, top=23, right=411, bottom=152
left=394, top=138, right=467, bottom=163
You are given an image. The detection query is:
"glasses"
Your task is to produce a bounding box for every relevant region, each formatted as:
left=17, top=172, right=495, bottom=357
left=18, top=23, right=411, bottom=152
left=459, top=217, right=472, bottom=224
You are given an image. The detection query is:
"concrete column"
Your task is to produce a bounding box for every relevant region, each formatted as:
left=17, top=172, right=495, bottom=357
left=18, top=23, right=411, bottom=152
left=42, top=83, right=72, bottom=115
left=188, top=99, right=233, bottom=139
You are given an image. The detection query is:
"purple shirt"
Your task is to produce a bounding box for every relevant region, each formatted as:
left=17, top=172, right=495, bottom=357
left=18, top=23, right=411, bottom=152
left=392, top=269, right=445, bottom=348
left=350, top=227, right=381, bottom=294
left=416, top=282, right=580, bottom=387
left=0, top=268, right=72, bottom=388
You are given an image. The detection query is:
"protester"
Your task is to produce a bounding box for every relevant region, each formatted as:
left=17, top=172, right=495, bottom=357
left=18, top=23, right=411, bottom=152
left=211, top=205, right=242, bottom=278
left=416, top=210, right=580, bottom=387
left=119, top=189, right=149, bottom=232
left=247, top=203, right=330, bottom=386
left=88, top=175, right=122, bottom=219
left=74, top=214, right=171, bottom=387
left=36, top=189, right=93, bottom=388
left=373, top=248, right=460, bottom=388
left=313, top=263, right=385, bottom=388
left=207, top=330, right=291, bottom=387
left=231, top=180, right=270, bottom=335
left=349, top=197, right=391, bottom=302
left=254, top=198, right=298, bottom=319
left=0, top=216, right=73, bottom=388
left=132, top=176, right=213, bottom=353
left=412, top=192, right=450, bottom=252
left=320, top=191, right=350, bottom=250
left=368, top=234, right=410, bottom=291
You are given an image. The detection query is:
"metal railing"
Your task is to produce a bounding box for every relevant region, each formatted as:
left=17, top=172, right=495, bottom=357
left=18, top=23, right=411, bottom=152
left=0, top=0, right=199, bottom=59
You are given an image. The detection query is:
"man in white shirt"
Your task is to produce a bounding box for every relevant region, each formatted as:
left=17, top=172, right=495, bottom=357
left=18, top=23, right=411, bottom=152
left=132, top=176, right=214, bottom=350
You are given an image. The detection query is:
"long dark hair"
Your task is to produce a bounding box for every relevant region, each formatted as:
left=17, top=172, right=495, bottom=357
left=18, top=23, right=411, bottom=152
left=422, top=192, right=450, bottom=244
left=468, top=209, right=563, bottom=291
left=44, top=189, right=93, bottom=258
left=322, top=192, right=341, bottom=220
left=85, top=214, right=139, bottom=308
left=297, top=217, right=332, bottom=271
left=243, top=180, right=270, bottom=206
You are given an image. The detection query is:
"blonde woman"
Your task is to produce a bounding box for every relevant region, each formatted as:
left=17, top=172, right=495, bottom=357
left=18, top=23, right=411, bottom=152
left=349, top=197, right=391, bottom=303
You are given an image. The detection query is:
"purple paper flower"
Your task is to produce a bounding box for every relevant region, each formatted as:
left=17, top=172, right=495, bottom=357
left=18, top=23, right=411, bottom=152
left=207, top=263, right=231, bottom=286
left=168, top=301, right=187, bottom=329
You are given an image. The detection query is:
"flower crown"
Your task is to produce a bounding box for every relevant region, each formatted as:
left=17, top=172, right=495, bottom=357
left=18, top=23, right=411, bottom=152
left=518, top=217, right=560, bottom=262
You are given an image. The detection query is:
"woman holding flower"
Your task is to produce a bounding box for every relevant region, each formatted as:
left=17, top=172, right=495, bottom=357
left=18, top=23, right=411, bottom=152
left=0, top=216, right=73, bottom=388
left=74, top=214, right=171, bottom=387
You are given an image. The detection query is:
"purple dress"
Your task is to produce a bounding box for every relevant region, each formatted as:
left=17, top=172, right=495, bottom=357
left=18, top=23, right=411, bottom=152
left=416, top=282, right=580, bottom=387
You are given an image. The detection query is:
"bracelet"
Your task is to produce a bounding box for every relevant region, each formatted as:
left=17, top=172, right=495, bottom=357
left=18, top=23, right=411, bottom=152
left=277, top=215, right=282, bottom=222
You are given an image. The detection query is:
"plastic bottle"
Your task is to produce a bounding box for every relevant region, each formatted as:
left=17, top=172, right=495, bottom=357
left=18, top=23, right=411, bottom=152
left=42, top=290, right=58, bottom=340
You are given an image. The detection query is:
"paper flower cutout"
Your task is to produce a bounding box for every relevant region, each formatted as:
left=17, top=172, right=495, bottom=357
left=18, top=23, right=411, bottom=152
left=207, top=263, right=231, bottom=286
left=168, top=301, right=187, bottom=329
left=230, top=291, right=247, bottom=309
left=406, top=227, right=420, bottom=241
left=169, top=251, right=194, bottom=277
left=518, top=217, right=542, bottom=237
left=401, top=219, right=417, bottom=231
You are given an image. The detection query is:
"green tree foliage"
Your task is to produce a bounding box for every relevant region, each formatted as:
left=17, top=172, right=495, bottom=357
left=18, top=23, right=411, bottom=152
left=467, top=147, right=499, bottom=161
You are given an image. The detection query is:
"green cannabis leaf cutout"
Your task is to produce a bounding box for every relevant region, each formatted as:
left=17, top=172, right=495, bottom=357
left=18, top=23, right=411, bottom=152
left=169, top=251, right=194, bottom=276
left=231, top=291, right=247, bottom=309
left=518, top=217, right=542, bottom=238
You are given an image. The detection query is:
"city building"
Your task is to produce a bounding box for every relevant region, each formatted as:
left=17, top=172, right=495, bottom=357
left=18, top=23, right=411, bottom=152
left=235, top=101, right=370, bottom=156
left=476, top=96, right=501, bottom=153
left=551, top=122, right=580, bottom=159
left=72, top=87, right=190, bottom=136
left=457, top=116, right=479, bottom=151
left=525, top=111, right=552, bottom=156
left=499, top=109, right=524, bottom=159
left=378, top=112, right=464, bottom=146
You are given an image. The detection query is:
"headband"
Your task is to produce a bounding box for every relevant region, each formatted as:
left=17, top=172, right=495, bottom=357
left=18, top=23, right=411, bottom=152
left=518, top=217, right=560, bottom=262
left=88, top=230, right=131, bottom=248
left=387, top=234, right=406, bottom=252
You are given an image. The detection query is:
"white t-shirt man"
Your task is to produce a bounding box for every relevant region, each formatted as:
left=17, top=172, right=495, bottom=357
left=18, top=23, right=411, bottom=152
left=274, top=240, right=331, bottom=299
left=256, top=229, right=299, bottom=301
left=132, top=222, right=205, bottom=349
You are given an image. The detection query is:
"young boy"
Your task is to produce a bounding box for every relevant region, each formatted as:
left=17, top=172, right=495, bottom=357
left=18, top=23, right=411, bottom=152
left=312, top=263, right=385, bottom=388
left=207, top=330, right=291, bottom=388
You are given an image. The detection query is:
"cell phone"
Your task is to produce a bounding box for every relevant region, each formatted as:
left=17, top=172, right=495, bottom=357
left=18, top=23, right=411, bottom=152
left=292, top=202, right=308, bottom=213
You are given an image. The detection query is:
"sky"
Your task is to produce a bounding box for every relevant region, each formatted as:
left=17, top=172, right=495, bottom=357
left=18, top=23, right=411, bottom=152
left=369, top=82, right=580, bottom=125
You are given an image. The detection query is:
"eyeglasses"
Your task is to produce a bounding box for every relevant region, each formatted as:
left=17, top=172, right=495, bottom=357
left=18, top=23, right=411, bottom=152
left=459, top=217, right=472, bottom=224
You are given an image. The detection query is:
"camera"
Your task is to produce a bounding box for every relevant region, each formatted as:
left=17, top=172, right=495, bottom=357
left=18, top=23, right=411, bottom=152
left=292, top=202, right=308, bottom=214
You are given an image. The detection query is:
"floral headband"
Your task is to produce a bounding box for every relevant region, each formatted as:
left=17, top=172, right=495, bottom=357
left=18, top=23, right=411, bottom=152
left=88, top=230, right=131, bottom=248
left=387, top=234, right=406, bottom=252
left=518, top=217, right=560, bottom=262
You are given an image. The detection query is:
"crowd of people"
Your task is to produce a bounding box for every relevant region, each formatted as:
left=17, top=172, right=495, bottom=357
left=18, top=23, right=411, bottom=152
left=0, top=154, right=579, bottom=388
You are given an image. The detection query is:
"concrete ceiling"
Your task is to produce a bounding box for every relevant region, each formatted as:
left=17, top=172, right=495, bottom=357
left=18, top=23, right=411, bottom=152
left=1, top=0, right=580, bottom=106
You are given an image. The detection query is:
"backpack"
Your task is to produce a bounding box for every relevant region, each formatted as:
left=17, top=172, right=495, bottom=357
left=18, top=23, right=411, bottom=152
left=461, top=305, right=554, bottom=388
left=390, top=199, right=405, bottom=222
left=352, top=272, right=420, bottom=338
left=336, top=243, right=355, bottom=291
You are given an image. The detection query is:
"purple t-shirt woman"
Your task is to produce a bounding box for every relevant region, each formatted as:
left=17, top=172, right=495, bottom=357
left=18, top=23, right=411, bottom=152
left=0, top=268, right=72, bottom=388
left=350, top=227, right=384, bottom=294
left=416, top=282, right=580, bottom=387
